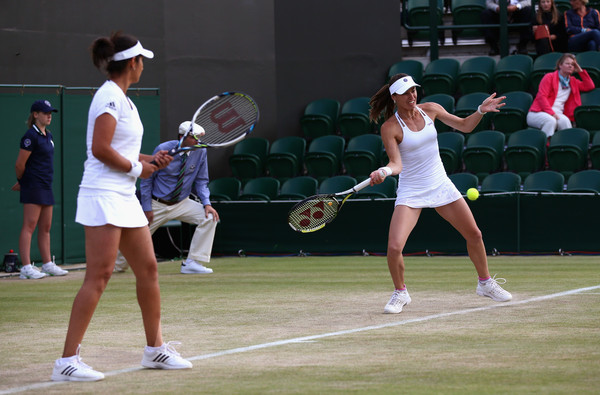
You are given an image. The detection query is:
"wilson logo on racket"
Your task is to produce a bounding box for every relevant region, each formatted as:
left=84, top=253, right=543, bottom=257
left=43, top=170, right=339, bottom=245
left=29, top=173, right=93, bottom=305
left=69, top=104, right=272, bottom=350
left=210, top=102, right=246, bottom=134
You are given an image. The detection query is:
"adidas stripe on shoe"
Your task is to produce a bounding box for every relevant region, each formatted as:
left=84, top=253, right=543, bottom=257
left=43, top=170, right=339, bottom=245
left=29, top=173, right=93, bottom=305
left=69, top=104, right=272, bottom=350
left=51, top=345, right=104, bottom=382
left=141, top=341, right=192, bottom=370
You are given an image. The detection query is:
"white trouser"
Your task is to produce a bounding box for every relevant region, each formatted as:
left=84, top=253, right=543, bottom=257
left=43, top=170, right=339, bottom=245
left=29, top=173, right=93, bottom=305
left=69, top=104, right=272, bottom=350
left=115, top=197, right=217, bottom=270
left=526, top=111, right=572, bottom=138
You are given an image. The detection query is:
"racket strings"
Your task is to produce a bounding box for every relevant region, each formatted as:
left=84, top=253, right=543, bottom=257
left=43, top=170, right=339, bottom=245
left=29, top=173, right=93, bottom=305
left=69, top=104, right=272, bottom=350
left=288, top=197, right=340, bottom=232
left=194, top=94, right=258, bottom=146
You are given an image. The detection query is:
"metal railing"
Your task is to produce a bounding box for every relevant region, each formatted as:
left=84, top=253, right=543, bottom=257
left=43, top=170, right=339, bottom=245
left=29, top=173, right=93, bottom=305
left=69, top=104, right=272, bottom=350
left=401, top=0, right=531, bottom=60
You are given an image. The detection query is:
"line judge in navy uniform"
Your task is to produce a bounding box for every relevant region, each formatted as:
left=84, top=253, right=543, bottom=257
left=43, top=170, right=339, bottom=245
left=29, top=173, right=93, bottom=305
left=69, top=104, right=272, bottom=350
left=114, top=121, right=220, bottom=274
left=12, top=100, right=68, bottom=279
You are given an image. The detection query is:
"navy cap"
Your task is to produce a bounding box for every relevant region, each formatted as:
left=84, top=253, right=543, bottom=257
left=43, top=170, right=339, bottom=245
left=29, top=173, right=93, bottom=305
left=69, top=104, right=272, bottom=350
left=30, top=100, right=58, bottom=113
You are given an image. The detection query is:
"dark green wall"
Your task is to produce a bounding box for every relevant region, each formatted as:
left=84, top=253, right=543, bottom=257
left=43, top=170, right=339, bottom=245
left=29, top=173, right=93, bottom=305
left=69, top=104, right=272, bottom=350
left=0, top=86, right=160, bottom=264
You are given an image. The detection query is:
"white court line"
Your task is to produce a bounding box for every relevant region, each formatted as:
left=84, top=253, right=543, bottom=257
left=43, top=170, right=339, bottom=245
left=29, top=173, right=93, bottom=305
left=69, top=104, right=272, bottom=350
left=2, top=284, right=599, bottom=395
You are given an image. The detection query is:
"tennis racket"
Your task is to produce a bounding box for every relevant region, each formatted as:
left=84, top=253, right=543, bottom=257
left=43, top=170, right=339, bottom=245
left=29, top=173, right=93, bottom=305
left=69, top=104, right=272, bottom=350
left=287, top=178, right=372, bottom=233
left=152, top=92, right=259, bottom=163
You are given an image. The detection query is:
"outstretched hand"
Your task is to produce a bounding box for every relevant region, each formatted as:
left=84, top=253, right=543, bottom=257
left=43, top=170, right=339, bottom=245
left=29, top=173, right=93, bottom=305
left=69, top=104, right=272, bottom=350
left=480, top=93, right=506, bottom=114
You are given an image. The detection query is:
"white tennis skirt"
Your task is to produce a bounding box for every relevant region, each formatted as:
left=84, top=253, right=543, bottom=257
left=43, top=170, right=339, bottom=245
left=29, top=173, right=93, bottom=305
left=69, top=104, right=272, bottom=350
left=395, top=176, right=462, bottom=208
left=76, top=188, right=148, bottom=228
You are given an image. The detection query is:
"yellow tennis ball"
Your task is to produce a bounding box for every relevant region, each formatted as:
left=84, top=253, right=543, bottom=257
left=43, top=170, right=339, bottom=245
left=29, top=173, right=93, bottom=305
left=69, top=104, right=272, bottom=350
left=466, top=188, right=479, bottom=201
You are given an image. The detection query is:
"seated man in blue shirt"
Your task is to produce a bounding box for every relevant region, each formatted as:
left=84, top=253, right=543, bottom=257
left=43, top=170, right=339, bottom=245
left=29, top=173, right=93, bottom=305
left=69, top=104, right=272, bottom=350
left=115, top=121, right=220, bottom=274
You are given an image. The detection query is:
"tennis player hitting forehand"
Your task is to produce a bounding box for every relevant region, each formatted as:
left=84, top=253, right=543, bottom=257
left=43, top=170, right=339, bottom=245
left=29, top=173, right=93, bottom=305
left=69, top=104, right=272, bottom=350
left=368, top=74, right=512, bottom=314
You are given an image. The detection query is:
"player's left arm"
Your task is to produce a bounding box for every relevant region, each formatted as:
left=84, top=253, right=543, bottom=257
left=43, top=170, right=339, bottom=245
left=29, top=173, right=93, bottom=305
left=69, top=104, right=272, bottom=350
left=425, top=94, right=505, bottom=134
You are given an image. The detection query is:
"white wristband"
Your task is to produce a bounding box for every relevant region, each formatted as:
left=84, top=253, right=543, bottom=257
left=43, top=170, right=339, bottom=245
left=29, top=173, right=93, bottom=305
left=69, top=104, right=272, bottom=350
left=477, top=105, right=486, bottom=115
left=127, top=160, right=143, bottom=178
left=379, top=166, right=392, bottom=177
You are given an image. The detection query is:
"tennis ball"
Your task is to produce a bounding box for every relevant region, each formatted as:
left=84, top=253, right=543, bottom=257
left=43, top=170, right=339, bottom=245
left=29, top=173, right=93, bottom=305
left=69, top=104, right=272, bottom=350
left=466, top=188, right=479, bottom=201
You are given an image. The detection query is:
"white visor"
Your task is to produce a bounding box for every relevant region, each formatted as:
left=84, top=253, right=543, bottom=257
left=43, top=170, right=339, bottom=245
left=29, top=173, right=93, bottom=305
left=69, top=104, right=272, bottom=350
left=178, top=121, right=205, bottom=137
left=389, top=76, right=420, bottom=95
left=111, top=41, right=154, bottom=62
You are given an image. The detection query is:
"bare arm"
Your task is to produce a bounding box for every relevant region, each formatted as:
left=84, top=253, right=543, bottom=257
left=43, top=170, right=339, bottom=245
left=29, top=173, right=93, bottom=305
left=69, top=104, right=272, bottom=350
left=369, top=117, right=404, bottom=185
left=426, top=93, right=506, bottom=133
left=91, top=113, right=158, bottom=178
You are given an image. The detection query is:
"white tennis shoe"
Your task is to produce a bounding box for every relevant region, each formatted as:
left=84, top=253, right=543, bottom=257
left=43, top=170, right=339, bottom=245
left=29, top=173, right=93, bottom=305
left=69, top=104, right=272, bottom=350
left=141, top=341, right=193, bottom=370
left=476, top=276, right=512, bottom=302
left=51, top=345, right=105, bottom=382
left=19, top=264, right=47, bottom=280
left=181, top=259, right=213, bottom=274
left=42, top=262, right=69, bottom=276
left=384, top=289, right=411, bottom=314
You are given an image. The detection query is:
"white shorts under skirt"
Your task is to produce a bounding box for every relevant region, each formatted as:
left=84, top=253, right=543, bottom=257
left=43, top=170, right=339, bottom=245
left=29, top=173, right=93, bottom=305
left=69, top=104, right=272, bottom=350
left=395, top=176, right=462, bottom=208
left=76, top=188, right=148, bottom=228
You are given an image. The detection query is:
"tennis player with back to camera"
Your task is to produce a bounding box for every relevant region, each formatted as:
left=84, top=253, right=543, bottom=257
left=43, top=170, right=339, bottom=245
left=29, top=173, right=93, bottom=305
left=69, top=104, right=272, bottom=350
left=51, top=32, right=192, bottom=382
left=368, top=74, right=513, bottom=314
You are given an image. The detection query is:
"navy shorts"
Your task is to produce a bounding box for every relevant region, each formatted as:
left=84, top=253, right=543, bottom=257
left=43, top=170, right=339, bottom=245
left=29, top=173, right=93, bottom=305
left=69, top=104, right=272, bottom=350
left=20, top=186, right=54, bottom=205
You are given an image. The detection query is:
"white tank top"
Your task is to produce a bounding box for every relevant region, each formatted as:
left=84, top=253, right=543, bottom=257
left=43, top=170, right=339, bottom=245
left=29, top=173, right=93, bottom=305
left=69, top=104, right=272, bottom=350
left=394, top=107, right=448, bottom=192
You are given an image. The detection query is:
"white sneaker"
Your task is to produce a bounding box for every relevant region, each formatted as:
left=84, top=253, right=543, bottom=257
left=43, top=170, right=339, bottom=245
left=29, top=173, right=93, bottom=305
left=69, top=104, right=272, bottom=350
left=141, top=341, right=193, bottom=370
left=19, top=264, right=47, bottom=279
left=384, top=289, right=411, bottom=314
left=42, top=262, right=68, bottom=276
left=51, top=345, right=105, bottom=382
left=476, top=275, right=512, bottom=302
left=181, top=259, right=213, bottom=274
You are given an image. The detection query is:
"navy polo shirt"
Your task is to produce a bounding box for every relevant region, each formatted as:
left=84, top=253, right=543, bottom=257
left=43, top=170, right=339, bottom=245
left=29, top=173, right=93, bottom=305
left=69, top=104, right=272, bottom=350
left=20, top=125, right=54, bottom=190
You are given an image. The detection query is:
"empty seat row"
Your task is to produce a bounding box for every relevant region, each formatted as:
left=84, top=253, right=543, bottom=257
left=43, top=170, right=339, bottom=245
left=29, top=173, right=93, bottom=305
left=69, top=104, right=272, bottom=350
left=208, top=175, right=398, bottom=202
left=301, top=96, right=374, bottom=140
left=439, top=128, right=600, bottom=181
left=229, top=134, right=385, bottom=185
left=387, top=52, right=600, bottom=97
left=210, top=169, right=600, bottom=203
left=449, top=170, right=600, bottom=194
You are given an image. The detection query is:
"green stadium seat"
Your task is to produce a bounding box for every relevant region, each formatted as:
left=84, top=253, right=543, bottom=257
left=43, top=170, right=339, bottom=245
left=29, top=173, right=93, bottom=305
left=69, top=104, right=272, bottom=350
left=456, top=56, right=495, bottom=96
left=576, top=51, right=600, bottom=87
left=238, top=177, right=280, bottom=201
left=265, top=136, right=306, bottom=182
left=387, top=59, right=424, bottom=84
left=493, top=55, right=533, bottom=94
left=462, top=130, right=505, bottom=181
left=228, top=137, right=269, bottom=185
left=405, top=0, right=444, bottom=47
left=491, top=91, right=533, bottom=137
left=420, top=93, right=455, bottom=132
left=343, top=134, right=383, bottom=178
left=504, top=128, right=547, bottom=178
left=566, top=169, right=600, bottom=193
left=573, top=89, right=600, bottom=133
left=277, top=176, right=318, bottom=200
left=454, top=92, right=492, bottom=134
left=437, top=132, right=465, bottom=174
left=480, top=172, right=522, bottom=193
left=338, top=97, right=373, bottom=138
left=300, top=98, right=340, bottom=139
left=421, top=58, right=460, bottom=96
left=208, top=177, right=242, bottom=201
left=451, top=0, right=487, bottom=44
left=547, top=128, right=590, bottom=179
left=449, top=172, right=479, bottom=194
left=304, top=135, right=346, bottom=182
left=523, top=171, right=565, bottom=193
left=589, top=132, right=600, bottom=169
left=318, top=175, right=357, bottom=194
left=530, top=52, right=563, bottom=94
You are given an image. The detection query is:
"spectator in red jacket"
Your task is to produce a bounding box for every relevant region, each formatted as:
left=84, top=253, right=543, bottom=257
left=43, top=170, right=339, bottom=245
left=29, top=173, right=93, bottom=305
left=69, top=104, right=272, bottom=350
left=526, top=53, right=595, bottom=138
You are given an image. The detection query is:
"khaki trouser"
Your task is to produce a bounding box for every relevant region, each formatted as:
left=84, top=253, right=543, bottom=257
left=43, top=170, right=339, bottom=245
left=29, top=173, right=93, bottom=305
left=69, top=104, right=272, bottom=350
left=115, top=197, right=217, bottom=271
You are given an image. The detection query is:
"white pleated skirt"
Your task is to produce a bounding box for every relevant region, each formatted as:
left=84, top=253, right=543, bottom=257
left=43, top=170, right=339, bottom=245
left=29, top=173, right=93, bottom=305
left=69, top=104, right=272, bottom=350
left=76, top=187, right=148, bottom=228
left=395, top=176, right=462, bottom=208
